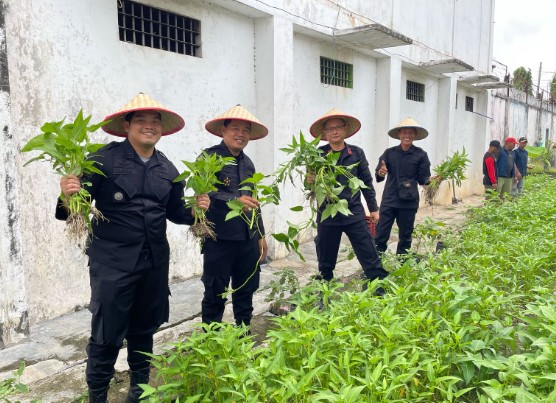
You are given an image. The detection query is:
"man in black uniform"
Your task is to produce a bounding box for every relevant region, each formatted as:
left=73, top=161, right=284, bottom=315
left=57, top=93, right=209, bottom=402
left=374, top=118, right=432, bottom=255
left=308, top=109, right=388, bottom=293
left=200, top=105, right=268, bottom=328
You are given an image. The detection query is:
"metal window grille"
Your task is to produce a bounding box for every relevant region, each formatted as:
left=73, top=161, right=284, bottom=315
left=406, top=80, right=425, bottom=102
left=465, top=96, right=474, bottom=112
left=320, top=57, right=353, bottom=88
left=118, top=0, right=201, bottom=57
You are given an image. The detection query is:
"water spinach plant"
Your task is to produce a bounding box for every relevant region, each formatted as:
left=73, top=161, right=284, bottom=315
left=271, top=133, right=368, bottom=259
left=21, top=111, right=106, bottom=245
left=143, top=174, right=556, bottom=402
left=174, top=151, right=236, bottom=240
left=424, top=148, right=471, bottom=205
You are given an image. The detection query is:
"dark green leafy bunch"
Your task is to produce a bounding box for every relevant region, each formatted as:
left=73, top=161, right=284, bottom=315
left=174, top=151, right=236, bottom=240
left=21, top=111, right=106, bottom=245
left=224, top=173, right=280, bottom=294
left=271, top=132, right=368, bottom=259
left=424, top=148, right=471, bottom=205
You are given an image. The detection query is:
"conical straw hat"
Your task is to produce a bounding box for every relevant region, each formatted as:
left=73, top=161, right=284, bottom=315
left=102, top=93, right=185, bottom=137
left=388, top=117, right=428, bottom=140
left=309, top=109, right=361, bottom=140
left=205, top=105, right=268, bottom=140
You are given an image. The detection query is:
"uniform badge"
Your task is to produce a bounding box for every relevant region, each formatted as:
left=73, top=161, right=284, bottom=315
left=114, top=192, right=124, bottom=201
left=223, top=177, right=231, bottom=186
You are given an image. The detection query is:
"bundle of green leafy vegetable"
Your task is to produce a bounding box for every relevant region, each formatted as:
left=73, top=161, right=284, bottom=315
left=270, top=132, right=368, bottom=259
left=423, top=148, right=471, bottom=205
left=21, top=111, right=106, bottom=245
left=174, top=151, right=236, bottom=240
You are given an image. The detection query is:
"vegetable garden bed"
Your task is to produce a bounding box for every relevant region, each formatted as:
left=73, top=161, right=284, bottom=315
left=139, top=174, right=556, bottom=402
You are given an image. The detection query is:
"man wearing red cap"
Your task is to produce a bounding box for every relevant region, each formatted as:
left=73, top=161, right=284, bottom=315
left=496, top=137, right=520, bottom=198
left=200, top=105, right=268, bottom=328
left=57, top=93, right=210, bottom=402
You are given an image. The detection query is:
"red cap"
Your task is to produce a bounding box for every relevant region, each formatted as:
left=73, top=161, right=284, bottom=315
left=504, top=137, right=519, bottom=145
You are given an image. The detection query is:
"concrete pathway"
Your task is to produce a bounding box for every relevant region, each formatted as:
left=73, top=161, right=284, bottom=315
left=0, top=194, right=484, bottom=402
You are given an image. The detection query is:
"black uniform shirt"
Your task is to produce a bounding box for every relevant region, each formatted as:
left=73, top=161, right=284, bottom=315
left=56, top=139, right=193, bottom=271
left=317, top=143, right=379, bottom=226
left=375, top=145, right=431, bottom=209
left=203, top=141, right=264, bottom=241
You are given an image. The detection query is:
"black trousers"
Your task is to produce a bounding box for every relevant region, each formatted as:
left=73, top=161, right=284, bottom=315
left=86, top=251, right=169, bottom=390
left=375, top=206, right=418, bottom=255
left=314, top=219, right=387, bottom=281
left=201, top=239, right=261, bottom=326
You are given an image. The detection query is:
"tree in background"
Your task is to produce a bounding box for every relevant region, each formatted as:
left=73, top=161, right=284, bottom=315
left=511, top=67, right=533, bottom=95
left=550, top=72, right=556, bottom=101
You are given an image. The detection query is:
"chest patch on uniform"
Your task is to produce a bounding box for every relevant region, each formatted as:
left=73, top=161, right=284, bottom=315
left=113, top=192, right=124, bottom=201
left=223, top=177, right=231, bottom=186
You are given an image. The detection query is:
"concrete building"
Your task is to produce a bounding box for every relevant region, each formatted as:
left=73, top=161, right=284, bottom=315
left=1, top=0, right=496, bottom=346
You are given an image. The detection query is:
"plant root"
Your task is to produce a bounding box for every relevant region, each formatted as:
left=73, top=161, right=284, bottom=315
left=65, top=213, right=89, bottom=251
left=423, top=185, right=440, bottom=206
left=190, top=219, right=216, bottom=241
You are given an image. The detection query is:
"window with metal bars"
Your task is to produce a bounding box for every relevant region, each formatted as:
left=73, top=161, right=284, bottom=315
left=320, top=57, right=353, bottom=88
left=465, top=96, right=474, bottom=112
left=406, top=80, right=425, bottom=102
left=117, top=0, right=201, bottom=57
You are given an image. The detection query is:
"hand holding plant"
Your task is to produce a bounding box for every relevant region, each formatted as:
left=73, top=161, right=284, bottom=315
left=21, top=111, right=106, bottom=245
left=174, top=151, right=236, bottom=240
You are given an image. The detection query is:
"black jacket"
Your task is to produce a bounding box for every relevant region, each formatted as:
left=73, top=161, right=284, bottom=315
left=56, top=139, right=193, bottom=271
left=375, top=145, right=431, bottom=209
left=317, top=143, right=379, bottom=226
left=203, top=141, right=264, bottom=241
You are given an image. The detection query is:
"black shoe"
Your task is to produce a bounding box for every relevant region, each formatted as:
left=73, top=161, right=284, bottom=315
left=125, top=367, right=150, bottom=403
left=374, top=287, right=386, bottom=297
left=89, top=386, right=109, bottom=403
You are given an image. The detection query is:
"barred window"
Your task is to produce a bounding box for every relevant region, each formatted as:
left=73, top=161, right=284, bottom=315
left=465, top=96, right=474, bottom=112
left=406, top=80, right=425, bottom=102
left=118, top=0, right=201, bottom=57
left=320, top=57, right=353, bottom=88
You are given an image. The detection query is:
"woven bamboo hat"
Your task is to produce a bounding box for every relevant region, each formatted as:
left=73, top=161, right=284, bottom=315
left=205, top=104, right=268, bottom=140
left=102, top=93, right=185, bottom=137
left=388, top=117, right=428, bottom=140
left=309, top=109, right=361, bottom=140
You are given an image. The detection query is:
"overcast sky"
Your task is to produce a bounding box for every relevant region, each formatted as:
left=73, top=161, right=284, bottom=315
left=493, top=0, right=556, bottom=93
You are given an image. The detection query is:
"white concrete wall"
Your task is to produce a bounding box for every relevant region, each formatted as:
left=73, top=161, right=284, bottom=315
left=7, top=0, right=261, bottom=326
left=2, top=0, right=496, bottom=342
left=489, top=88, right=556, bottom=146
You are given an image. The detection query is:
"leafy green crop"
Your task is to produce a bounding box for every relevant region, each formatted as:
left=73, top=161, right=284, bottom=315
left=21, top=111, right=106, bottom=245
left=424, top=148, right=471, bottom=205
left=271, top=133, right=367, bottom=259
left=0, top=362, right=28, bottom=400
left=174, top=151, right=236, bottom=240
left=145, top=175, right=556, bottom=402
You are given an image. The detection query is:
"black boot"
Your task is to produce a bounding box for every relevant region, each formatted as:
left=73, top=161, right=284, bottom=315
left=125, top=367, right=150, bottom=403
left=88, top=386, right=109, bottom=403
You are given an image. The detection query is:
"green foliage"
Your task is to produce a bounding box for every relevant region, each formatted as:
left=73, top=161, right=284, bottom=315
left=527, top=145, right=552, bottom=171
left=148, top=175, right=556, bottom=402
left=21, top=111, right=107, bottom=244
left=424, top=148, right=471, bottom=205
left=271, top=133, right=367, bottom=259
left=174, top=152, right=236, bottom=240
left=265, top=268, right=300, bottom=306
left=0, top=362, right=28, bottom=401
left=511, top=67, right=534, bottom=95
left=550, top=72, right=556, bottom=100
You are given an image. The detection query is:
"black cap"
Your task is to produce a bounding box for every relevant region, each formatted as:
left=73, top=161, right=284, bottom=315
left=518, top=137, right=528, bottom=143
left=489, top=140, right=501, bottom=148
